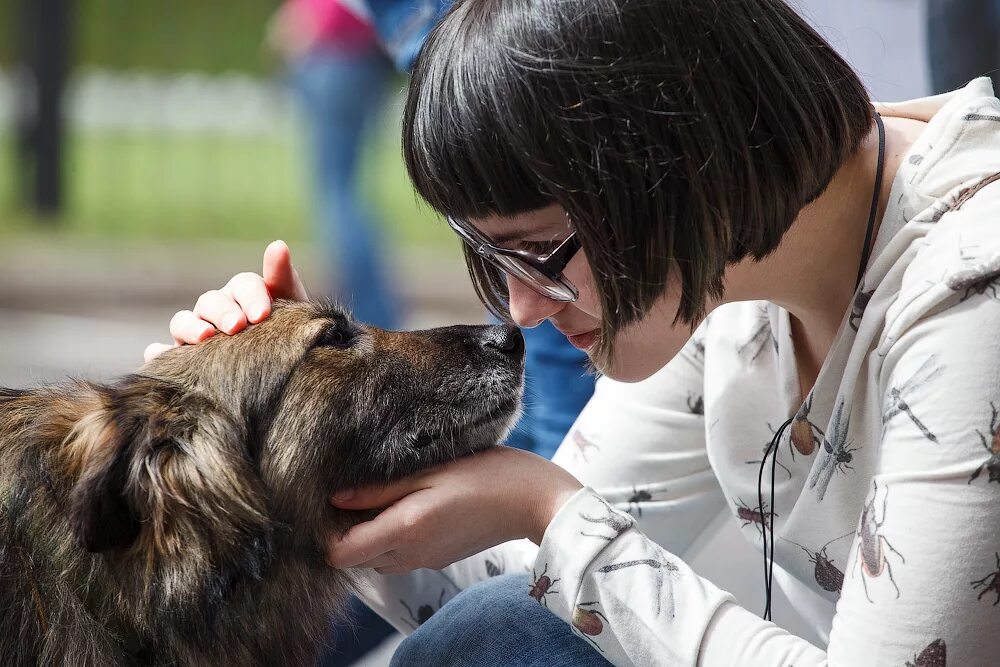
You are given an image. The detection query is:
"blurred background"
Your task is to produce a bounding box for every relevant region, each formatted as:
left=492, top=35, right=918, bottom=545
left=0, top=0, right=995, bottom=665
left=0, top=0, right=480, bottom=389
left=0, top=0, right=948, bottom=386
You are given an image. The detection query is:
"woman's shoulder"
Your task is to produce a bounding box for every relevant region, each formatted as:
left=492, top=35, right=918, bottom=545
left=880, top=174, right=1000, bottom=353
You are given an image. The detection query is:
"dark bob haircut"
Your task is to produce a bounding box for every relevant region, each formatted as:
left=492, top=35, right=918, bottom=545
left=402, top=0, right=873, bottom=358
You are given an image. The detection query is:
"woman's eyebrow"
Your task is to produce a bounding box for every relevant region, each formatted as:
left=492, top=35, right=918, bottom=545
left=488, top=228, right=533, bottom=244
left=490, top=227, right=563, bottom=244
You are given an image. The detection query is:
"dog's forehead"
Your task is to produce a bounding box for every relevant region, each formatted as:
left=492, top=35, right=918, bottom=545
left=264, top=300, right=353, bottom=336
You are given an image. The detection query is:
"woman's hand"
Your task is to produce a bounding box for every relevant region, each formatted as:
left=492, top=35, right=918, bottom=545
left=327, top=447, right=584, bottom=574
left=144, top=240, right=308, bottom=361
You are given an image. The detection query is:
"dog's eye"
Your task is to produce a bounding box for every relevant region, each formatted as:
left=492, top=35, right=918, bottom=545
left=315, top=325, right=353, bottom=349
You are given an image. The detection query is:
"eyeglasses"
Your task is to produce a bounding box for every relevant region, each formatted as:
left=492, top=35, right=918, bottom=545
left=447, top=216, right=581, bottom=302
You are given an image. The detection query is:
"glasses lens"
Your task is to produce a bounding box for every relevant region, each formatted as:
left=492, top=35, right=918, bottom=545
left=448, top=217, right=578, bottom=302
left=490, top=254, right=578, bottom=302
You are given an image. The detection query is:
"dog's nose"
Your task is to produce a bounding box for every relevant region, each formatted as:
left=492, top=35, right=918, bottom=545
left=481, top=325, right=525, bottom=357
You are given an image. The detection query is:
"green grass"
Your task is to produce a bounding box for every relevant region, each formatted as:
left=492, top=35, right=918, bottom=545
left=0, top=0, right=285, bottom=74
left=0, top=123, right=453, bottom=249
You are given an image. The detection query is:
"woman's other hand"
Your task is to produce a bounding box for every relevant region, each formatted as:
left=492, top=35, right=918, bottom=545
left=326, top=447, right=584, bottom=574
left=144, top=240, right=308, bottom=361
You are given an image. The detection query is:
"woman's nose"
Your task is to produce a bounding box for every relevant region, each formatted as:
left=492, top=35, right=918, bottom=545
left=506, top=275, right=562, bottom=328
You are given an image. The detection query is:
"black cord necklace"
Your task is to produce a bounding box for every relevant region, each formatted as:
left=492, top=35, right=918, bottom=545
left=757, top=111, right=885, bottom=622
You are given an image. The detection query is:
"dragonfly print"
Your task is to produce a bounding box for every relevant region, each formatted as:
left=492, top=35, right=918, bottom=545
left=597, top=554, right=680, bottom=619
left=882, top=355, right=943, bottom=444
left=808, top=396, right=858, bottom=501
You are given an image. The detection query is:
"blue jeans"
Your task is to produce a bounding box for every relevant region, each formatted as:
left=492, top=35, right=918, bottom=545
left=505, top=321, right=597, bottom=460
left=290, top=47, right=400, bottom=329
left=390, top=575, right=614, bottom=666
left=927, top=0, right=1000, bottom=94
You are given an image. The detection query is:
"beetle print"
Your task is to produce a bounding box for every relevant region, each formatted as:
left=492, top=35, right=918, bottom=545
left=399, top=589, right=447, bottom=630
left=969, top=402, right=1000, bottom=485
left=734, top=497, right=776, bottom=537
left=598, top=558, right=680, bottom=619
left=790, top=392, right=824, bottom=458
left=572, top=601, right=609, bottom=652
left=809, top=396, right=858, bottom=501
left=971, top=551, right=1000, bottom=606
left=853, top=481, right=906, bottom=603
left=571, top=429, right=601, bottom=464
left=905, top=639, right=946, bottom=667
left=882, top=355, right=943, bottom=444
left=528, top=563, right=560, bottom=607
left=850, top=283, right=875, bottom=332
left=781, top=532, right=854, bottom=594
left=947, top=259, right=1000, bottom=302
left=687, top=392, right=704, bottom=416
left=626, top=485, right=653, bottom=518
left=746, top=423, right=794, bottom=479
left=737, top=305, right=778, bottom=364
left=579, top=500, right=635, bottom=541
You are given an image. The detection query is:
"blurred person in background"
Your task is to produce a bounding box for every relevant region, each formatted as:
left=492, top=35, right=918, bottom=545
left=266, top=1, right=399, bottom=662
left=927, top=0, right=1000, bottom=93
left=267, top=0, right=400, bottom=329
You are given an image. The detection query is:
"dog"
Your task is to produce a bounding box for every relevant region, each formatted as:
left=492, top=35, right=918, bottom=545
left=0, top=300, right=524, bottom=666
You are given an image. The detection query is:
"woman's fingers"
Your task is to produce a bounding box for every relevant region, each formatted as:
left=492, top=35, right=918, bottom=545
left=169, top=310, right=217, bottom=345
left=143, top=342, right=175, bottom=363
left=330, top=475, right=432, bottom=510
left=193, top=290, right=247, bottom=335
left=262, top=240, right=308, bottom=301
left=327, top=507, right=406, bottom=568
left=223, top=272, right=272, bottom=323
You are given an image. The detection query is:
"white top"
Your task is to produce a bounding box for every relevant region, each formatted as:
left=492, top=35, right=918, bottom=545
left=358, top=78, right=1000, bottom=666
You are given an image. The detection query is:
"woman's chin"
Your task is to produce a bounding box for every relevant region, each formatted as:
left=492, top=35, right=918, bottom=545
left=591, top=349, right=668, bottom=383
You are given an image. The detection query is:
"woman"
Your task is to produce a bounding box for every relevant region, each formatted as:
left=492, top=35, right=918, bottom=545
left=151, top=0, right=1000, bottom=664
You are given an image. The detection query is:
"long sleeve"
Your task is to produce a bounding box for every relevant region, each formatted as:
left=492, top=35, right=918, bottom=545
left=532, top=278, right=1000, bottom=666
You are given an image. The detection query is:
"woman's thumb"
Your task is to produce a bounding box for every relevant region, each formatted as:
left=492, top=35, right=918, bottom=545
left=262, top=240, right=308, bottom=300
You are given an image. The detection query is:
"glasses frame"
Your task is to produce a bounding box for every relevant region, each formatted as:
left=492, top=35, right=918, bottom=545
left=447, top=216, right=581, bottom=302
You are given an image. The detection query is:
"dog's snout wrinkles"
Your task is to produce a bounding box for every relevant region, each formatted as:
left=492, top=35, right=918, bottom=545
left=481, top=325, right=524, bottom=357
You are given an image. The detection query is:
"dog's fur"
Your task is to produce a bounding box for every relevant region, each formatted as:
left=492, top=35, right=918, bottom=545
left=0, top=301, right=524, bottom=666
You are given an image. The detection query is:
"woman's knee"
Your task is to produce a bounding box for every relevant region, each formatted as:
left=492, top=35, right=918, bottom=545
left=390, top=574, right=611, bottom=667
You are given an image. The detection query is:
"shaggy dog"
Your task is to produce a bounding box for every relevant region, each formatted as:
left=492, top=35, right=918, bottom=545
left=0, top=301, right=524, bottom=666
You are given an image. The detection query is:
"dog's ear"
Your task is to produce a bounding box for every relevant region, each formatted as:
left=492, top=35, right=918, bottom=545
left=66, top=401, right=141, bottom=553
left=66, top=376, right=271, bottom=566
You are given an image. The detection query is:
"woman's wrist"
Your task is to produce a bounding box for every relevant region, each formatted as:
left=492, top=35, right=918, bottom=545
left=528, top=478, right=584, bottom=546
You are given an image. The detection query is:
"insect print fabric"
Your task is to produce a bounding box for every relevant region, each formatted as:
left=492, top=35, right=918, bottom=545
left=349, top=80, right=1000, bottom=667
left=905, top=639, right=947, bottom=667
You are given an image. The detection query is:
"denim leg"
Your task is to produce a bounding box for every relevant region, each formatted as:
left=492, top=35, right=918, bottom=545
left=390, top=575, right=614, bottom=667
left=289, top=48, right=400, bottom=329
left=927, top=0, right=1000, bottom=93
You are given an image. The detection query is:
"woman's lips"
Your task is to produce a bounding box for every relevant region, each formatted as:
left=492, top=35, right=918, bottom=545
left=564, top=329, right=598, bottom=351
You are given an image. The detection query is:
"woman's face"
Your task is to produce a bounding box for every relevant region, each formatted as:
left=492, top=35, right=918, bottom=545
left=472, top=205, right=708, bottom=382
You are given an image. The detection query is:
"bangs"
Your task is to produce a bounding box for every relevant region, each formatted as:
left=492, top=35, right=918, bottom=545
left=402, top=0, right=552, bottom=222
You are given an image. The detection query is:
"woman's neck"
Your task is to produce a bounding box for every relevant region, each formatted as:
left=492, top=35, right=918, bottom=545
left=724, top=115, right=928, bottom=384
